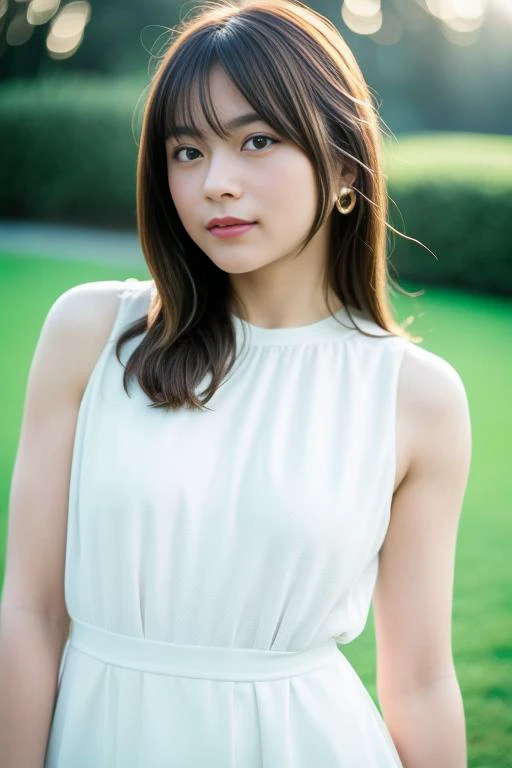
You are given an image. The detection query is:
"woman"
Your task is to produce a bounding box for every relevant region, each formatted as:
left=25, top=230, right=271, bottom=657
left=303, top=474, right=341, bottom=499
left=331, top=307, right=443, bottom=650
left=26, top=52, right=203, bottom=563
left=0, top=1, right=471, bottom=766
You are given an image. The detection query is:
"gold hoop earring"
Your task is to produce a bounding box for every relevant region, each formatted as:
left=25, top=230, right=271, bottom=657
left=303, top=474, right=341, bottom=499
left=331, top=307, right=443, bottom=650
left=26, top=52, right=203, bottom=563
left=335, top=186, right=357, bottom=215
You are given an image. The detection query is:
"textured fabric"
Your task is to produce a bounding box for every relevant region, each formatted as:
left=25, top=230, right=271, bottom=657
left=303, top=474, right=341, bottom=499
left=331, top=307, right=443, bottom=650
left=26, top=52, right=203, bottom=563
left=45, top=277, right=407, bottom=767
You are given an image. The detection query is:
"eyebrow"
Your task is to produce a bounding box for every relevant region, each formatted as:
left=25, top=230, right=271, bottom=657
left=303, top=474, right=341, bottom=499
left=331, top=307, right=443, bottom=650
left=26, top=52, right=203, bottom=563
left=169, top=112, right=267, bottom=140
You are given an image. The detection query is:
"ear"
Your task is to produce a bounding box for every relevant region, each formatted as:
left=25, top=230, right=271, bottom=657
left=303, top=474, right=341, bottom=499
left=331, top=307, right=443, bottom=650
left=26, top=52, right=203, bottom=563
left=339, top=164, right=357, bottom=189
left=332, top=161, right=357, bottom=206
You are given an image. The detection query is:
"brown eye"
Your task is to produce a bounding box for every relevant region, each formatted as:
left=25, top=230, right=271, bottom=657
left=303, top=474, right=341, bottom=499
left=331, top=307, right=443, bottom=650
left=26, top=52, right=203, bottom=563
left=243, top=135, right=277, bottom=151
left=172, top=147, right=202, bottom=162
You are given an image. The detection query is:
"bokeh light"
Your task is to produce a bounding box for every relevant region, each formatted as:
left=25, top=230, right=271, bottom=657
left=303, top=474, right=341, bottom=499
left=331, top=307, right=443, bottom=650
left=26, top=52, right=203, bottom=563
left=46, top=0, right=91, bottom=60
left=341, top=0, right=383, bottom=35
left=370, top=9, right=403, bottom=45
left=344, top=0, right=381, bottom=18
left=425, top=0, right=487, bottom=25
left=6, top=12, right=33, bottom=45
left=422, top=0, right=488, bottom=42
left=492, top=0, right=512, bottom=17
left=27, top=0, right=61, bottom=27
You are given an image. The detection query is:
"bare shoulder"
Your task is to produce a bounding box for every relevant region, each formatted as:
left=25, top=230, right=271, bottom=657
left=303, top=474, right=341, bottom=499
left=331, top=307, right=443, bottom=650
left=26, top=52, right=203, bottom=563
left=395, top=341, right=471, bottom=488
left=374, top=342, right=472, bottom=698
left=48, top=278, right=123, bottom=320
left=42, top=279, right=126, bottom=396
left=1, top=280, right=127, bottom=624
left=399, top=341, right=468, bottom=412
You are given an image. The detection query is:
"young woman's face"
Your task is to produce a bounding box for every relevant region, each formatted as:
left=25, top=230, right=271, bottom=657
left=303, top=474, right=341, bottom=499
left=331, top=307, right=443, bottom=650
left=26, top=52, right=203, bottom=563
left=165, top=65, right=329, bottom=278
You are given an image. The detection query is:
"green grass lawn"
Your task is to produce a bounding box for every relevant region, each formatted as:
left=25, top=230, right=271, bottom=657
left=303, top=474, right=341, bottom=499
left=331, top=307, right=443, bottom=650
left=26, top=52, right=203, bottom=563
left=0, top=253, right=510, bottom=767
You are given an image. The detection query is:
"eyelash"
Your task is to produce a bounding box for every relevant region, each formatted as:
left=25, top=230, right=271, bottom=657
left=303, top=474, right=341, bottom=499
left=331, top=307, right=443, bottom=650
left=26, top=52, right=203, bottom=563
left=171, top=134, right=278, bottom=163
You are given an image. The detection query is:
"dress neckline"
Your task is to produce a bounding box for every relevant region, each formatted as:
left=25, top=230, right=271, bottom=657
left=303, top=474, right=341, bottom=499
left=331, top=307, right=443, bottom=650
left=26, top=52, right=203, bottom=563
left=144, top=281, right=387, bottom=346
left=230, top=305, right=370, bottom=346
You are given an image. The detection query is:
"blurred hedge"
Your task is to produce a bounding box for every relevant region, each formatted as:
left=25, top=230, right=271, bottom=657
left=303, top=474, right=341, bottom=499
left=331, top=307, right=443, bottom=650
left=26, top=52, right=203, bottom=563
left=384, top=133, right=512, bottom=295
left=0, top=76, right=144, bottom=229
left=1, top=77, right=511, bottom=294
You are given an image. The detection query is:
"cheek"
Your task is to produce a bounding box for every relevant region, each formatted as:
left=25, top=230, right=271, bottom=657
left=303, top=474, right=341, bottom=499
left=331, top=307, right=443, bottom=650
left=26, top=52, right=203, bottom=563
left=168, top=174, right=195, bottom=224
left=265, top=148, right=315, bottom=189
left=263, top=155, right=317, bottom=213
left=167, top=169, right=180, bottom=203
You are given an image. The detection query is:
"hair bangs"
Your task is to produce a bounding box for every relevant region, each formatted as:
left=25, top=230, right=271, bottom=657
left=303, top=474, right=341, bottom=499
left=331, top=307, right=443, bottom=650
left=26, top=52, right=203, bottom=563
left=156, top=21, right=315, bottom=157
left=154, top=38, right=229, bottom=144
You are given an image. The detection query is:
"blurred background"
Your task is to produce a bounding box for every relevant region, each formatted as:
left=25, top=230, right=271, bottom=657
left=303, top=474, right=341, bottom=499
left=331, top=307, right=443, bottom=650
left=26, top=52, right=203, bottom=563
left=0, top=2, right=511, bottom=766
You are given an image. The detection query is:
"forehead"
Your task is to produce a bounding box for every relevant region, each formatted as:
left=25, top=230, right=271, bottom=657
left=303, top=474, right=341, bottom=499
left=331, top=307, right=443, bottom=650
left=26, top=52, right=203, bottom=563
left=162, top=64, right=268, bottom=141
left=200, top=66, right=251, bottom=114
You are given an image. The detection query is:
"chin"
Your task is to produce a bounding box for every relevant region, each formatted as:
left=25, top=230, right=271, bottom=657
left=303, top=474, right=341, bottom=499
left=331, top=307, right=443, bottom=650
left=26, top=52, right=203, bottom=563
left=206, top=253, right=271, bottom=275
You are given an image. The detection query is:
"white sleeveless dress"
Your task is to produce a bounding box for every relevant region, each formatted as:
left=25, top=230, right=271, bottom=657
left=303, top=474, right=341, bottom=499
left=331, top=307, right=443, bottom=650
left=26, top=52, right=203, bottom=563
left=44, top=277, right=407, bottom=767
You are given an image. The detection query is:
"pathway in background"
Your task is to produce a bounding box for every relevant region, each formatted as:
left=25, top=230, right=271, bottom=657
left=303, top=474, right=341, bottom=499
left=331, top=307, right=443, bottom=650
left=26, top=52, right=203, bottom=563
left=0, top=220, right=143, bottom=266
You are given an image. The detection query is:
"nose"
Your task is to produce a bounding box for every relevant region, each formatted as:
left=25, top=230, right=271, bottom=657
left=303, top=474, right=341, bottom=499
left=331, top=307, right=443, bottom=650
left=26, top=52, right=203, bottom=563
left=203, top=151, right=243, bottom=201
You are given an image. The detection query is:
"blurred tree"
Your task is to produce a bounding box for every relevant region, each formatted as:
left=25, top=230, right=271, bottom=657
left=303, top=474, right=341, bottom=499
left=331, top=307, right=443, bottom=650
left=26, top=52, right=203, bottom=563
left=0, top=0, right=183, bottom=80
left=0, top=0, right=511, bottom=134
left=0, top=0, right=48, bottom=78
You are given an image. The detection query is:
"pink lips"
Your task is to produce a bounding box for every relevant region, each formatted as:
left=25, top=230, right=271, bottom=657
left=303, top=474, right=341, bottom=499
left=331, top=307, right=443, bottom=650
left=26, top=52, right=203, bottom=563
left=208, top=223, right=256, bottom=238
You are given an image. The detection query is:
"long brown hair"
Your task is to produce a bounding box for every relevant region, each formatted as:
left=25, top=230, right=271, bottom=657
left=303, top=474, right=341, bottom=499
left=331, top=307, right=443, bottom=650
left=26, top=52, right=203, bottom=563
left=117, top=0, right=420, bottom=411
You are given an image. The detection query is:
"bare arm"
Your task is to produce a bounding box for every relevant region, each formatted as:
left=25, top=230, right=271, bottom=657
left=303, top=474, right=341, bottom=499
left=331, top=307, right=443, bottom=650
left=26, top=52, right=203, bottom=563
left=373, top=344, right=472, bottom=768
left=0, top=281, right=122, bottom=768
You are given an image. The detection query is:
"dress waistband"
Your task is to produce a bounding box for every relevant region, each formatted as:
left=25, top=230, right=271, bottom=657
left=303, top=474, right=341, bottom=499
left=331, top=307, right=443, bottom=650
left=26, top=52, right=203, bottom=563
left=68, top=619, right=340, bottom=682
